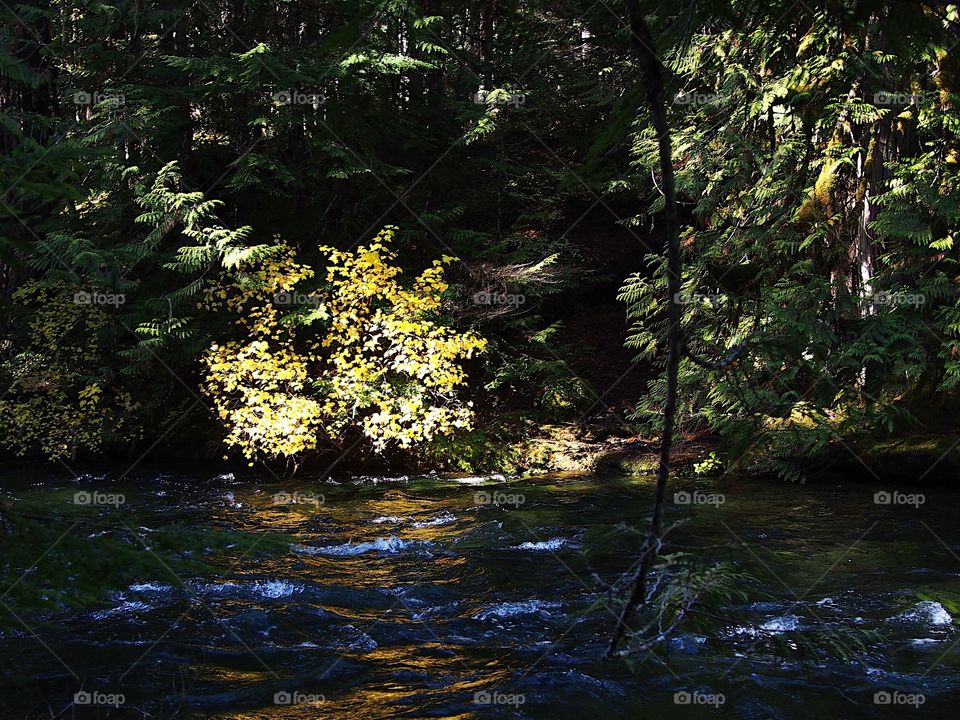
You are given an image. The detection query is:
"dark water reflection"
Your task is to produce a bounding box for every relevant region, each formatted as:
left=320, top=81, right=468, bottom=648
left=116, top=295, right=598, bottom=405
left=1, top=467, right=959, bottom=718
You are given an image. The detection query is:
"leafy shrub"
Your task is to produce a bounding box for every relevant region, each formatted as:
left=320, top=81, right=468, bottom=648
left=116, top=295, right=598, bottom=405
left=202, top=227, right=487, bottom=461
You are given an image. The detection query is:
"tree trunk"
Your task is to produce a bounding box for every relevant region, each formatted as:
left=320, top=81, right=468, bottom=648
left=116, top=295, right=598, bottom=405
left=606, top=0, right=682, bottom=658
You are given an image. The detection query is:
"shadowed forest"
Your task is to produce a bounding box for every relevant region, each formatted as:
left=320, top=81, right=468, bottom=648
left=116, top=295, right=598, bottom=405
left=2, top=1, right=960, bottom=718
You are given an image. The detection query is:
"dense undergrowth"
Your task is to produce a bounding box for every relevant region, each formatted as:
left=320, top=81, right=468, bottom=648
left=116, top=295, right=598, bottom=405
left=1, top=1, right=959, bottom=478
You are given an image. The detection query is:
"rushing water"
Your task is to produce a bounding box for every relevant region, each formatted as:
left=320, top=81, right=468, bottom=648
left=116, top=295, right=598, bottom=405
left=1, top=467, right=959, bottom=718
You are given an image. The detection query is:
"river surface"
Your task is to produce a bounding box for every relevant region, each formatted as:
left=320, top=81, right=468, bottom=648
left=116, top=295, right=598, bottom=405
left=1, top=466, right=959, bottom=718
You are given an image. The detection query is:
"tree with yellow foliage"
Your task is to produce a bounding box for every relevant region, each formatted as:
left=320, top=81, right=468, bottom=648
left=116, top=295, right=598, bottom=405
left=202, top=227, right=486, bottom=462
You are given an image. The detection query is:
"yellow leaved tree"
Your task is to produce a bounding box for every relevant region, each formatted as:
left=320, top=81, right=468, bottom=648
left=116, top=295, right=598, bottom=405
left=201, top=227, right=486, bottom=461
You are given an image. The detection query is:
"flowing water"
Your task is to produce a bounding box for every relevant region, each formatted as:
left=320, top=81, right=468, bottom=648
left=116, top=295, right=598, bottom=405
left=1, top=466, right=959, bottom=718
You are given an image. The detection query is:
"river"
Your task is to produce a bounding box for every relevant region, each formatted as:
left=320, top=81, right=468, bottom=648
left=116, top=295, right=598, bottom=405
left=1, top=467, right=958, bottom=718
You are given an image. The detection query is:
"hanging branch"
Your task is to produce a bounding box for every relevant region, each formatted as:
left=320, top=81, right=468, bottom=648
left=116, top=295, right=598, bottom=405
left=606, top=0, right=683, bottom=658
left=683, top=341, right=748, bottom=371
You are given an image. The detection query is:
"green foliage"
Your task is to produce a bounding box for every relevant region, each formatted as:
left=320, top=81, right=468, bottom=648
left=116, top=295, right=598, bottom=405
left=4, top=0, right=957, bottom=468
left=0, top=0, right=622, bottom=460
left=693, top=451, right=722, bottom=475
left=0, top=282, right=140, bottom=459
left=610, top=552, right=751, bottom=657
left=618, top=0, right=960, bottom=476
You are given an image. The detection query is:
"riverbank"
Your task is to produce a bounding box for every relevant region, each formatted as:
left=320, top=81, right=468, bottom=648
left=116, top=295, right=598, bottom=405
left=501, top=426, right=960, bottom=485
left=3, top=423, right=958, bottom=484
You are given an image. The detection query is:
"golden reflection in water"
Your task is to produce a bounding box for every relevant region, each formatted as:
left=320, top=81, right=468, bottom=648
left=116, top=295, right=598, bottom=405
left=208, top=485, right=480, bottom=535
left=325, top=645, right=513, bottom=717
left=202, top=642, right=509, bottom=718
left=197, top=483, right=505, bottom=718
